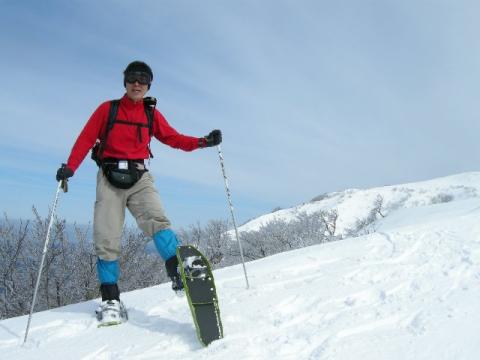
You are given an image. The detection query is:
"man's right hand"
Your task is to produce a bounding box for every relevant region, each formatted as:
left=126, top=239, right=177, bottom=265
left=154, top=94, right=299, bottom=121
left=56, top=164, right=74, bottom=182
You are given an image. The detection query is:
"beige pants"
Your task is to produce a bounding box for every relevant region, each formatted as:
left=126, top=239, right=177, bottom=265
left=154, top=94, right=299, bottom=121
left=93, top=170, right=171, bottom=261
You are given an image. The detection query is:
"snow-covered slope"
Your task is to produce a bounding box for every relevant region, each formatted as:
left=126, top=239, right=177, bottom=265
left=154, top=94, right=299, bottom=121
left=1, top=173, right=480, bottom=359
left=237, top=172, right=480, bottom=235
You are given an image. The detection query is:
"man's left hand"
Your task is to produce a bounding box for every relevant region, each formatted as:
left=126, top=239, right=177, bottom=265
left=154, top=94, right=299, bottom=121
left=202, top=129, right=222, bottom=147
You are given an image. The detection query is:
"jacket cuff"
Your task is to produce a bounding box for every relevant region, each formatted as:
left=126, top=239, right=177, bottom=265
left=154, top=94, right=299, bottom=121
left=66, top=161, right=77, bottom=174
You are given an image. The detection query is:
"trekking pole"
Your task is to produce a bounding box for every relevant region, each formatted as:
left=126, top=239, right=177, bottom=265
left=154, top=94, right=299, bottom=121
left=216, top=145, right=250, bottom=289
left=23, top=179, right=65, bottom=344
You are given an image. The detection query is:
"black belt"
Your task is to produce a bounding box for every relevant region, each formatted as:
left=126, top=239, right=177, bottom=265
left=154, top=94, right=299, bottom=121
left=101, top=158, right=147, bottom=171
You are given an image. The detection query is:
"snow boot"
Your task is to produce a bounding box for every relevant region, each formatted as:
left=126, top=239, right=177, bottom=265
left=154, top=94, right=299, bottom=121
left=95, top=299, right=128, bottom=327
left=165, top=255, right=184, bottom=294
left=96, top=283, right=128, bottom=326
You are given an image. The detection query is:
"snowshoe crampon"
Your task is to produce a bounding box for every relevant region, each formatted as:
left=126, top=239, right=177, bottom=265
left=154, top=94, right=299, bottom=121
left=183, top=256, right=208, bottom=279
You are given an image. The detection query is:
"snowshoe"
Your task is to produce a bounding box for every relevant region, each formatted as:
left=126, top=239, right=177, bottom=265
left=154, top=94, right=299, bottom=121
left=176, top=245, right=223, bottom=346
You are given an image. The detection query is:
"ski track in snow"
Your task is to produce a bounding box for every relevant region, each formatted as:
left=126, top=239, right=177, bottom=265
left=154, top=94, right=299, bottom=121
left=2, top=174, right=480, bottom=359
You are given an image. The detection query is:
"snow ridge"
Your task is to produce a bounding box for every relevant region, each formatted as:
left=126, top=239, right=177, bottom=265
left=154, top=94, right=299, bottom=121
left=237, top=172, right=480, bottom=235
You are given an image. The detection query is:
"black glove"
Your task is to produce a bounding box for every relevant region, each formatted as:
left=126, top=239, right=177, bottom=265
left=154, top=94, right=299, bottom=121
left=202, top=129, right=222, bottom=147
left=56, top=164, right=74, bottom=182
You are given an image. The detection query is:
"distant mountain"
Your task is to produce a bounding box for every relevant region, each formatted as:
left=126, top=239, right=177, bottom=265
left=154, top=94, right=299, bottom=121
left=235, top=172, right=480, bottom=235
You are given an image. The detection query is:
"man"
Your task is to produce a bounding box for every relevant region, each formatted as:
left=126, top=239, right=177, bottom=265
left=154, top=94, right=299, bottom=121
left=56, top=61, right=222, bottom=324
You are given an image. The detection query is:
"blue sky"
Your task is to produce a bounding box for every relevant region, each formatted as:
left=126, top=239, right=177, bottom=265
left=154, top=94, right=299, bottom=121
left=1, top=0, right=480, bottom=229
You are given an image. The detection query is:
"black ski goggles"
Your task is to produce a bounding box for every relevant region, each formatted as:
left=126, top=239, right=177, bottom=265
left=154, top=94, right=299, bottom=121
left=124, top=71, right=152, bottom=85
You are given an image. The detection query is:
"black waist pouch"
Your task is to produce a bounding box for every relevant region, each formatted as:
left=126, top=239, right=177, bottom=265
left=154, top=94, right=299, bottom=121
left=102, top=160, right=146, bottom=189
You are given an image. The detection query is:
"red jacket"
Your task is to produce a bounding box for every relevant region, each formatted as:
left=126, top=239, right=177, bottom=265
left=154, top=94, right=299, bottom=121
left=67, top=95, right=202, bottom=172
